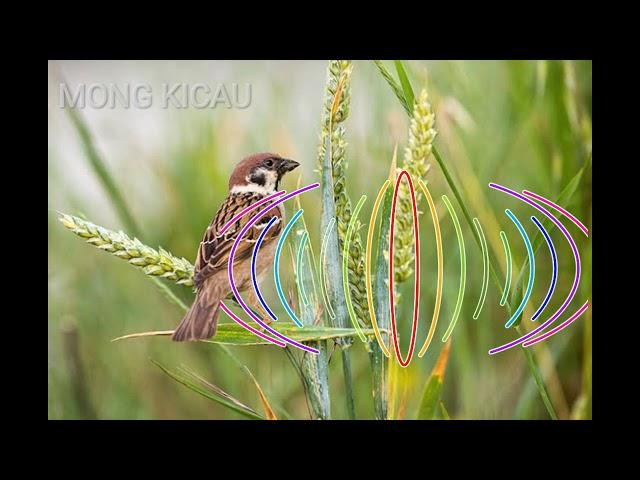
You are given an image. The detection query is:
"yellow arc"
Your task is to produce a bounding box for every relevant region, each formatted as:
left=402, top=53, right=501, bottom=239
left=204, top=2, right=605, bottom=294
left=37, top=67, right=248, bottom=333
left=417, top=179, right=443, bottom=357
left=365, top=180, right=392, bottom=357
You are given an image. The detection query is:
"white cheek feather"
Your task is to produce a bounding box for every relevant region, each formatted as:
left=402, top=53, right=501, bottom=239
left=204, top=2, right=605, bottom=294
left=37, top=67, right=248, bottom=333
left=230, top=170, right=279, bottom=195
left=230, top=184, right=273, bottom=195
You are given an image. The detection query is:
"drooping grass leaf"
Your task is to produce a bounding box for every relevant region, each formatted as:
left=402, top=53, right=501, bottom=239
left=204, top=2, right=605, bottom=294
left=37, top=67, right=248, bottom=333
left=152, top=360, right=263, bottom=420
left=245, top=368, right=278, bottom=420
left=113, top=323, right=379, bottom=346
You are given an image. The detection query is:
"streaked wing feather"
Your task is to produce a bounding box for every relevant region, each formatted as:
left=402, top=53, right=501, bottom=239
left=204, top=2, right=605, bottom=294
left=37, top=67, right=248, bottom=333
left=194, top=193, right=283, bottom=288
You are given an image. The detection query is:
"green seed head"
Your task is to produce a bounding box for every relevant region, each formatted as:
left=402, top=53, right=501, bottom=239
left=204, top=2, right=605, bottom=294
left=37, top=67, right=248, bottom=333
left=393, top=89, right=437, bottom=284
left=59, top=214, right=195, bottom=287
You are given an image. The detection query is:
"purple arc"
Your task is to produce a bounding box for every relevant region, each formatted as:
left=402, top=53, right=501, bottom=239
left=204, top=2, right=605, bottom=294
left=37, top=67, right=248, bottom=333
left=218, top=191, right=287, bottom=236
left=227, top=183, right=321, bottom=355
left=251, top=216, right=279, bottom=322
left=217, top=190, right=286, bottom=349
left=523, top=300, right=589, bottom=348
left=522, top=190, right=589, bottom=237
left=488, top=183, right=581, bottom=355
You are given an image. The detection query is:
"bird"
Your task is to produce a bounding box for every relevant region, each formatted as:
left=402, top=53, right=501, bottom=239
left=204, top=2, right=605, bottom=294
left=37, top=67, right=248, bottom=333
left=172, top=152, right=300, bottom=342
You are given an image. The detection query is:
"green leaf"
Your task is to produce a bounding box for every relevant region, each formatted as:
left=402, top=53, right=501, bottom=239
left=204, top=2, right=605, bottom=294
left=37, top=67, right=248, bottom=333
left=113, top=322, right=378, bottom=346
left=416, top=341, right=451, bottom=420
left=373, top=60, right=411, bottom=115
left=152, top=360, right=263, bottom=420
left=394, top=60, right=415, bottom=109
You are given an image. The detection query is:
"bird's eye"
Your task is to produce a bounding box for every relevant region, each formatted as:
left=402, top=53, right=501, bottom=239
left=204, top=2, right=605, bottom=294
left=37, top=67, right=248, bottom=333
left=265, top=159, right=274, bottom=167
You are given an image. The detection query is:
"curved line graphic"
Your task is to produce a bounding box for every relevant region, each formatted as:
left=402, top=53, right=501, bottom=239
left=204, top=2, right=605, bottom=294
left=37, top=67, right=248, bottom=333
left=522, top=190, right=589, bottom=237
left=343, top=195, right=368, bottom=343
left=218, top=190, right=286, bottom=348
left=417, top=179, right=443, bottom=358
left=274, top=209, right=305, bottom=328
left=228, top=183, right=321, bottom=355
left=523, top=300, right=589, bottom=347
left=499, top=231, right=512, bottom=306
left=251, top=216, right=279, bottom=322
left=389, top=171, right=420, bottom=367
left=218, top=190, right=286, bottom=235
left=319, top=218, right=336, bottom=320
left=296, top=231, right=310, bottom=306
left=488, top=183, right=581, bottom=355
left=219, top=302, right=286, bottom=347
left=503, top=209, right=535, bottom=328
left=365, top=180, right=391, bottom=357
left=472, top=218, right=489, bottom=320
left=441, top=195, right=466, bottom=343
left=530, top=216, right=558, bottom=321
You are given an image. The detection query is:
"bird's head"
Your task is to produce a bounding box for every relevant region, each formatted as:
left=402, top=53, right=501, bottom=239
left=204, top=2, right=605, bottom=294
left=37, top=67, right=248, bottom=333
left=229, top=152, right=300, bottom=195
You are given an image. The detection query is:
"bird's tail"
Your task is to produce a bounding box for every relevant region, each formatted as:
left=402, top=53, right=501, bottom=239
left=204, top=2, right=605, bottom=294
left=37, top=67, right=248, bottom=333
left=172, top=294, right=220, bottom=342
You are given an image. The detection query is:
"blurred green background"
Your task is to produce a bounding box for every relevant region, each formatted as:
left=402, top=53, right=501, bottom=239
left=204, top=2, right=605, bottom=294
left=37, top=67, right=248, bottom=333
left=48, top=60, right=592, bottom=419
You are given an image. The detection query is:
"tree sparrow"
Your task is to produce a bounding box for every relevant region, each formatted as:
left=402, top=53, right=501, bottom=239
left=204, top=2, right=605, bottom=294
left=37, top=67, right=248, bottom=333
left=172, top=152, right=300, bottom=342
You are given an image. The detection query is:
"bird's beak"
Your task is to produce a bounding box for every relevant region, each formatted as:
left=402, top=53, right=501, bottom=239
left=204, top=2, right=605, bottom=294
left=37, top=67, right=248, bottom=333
left=278, top=158, right=300, bottom=174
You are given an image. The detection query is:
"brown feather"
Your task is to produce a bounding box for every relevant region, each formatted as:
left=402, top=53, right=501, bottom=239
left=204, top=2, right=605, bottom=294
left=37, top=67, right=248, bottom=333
left=173, top=192, right=283, bottom=342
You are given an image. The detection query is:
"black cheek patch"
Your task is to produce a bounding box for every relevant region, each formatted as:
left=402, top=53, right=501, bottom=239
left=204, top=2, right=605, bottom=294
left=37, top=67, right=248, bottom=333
left=249, top=171, right=266, bottom=186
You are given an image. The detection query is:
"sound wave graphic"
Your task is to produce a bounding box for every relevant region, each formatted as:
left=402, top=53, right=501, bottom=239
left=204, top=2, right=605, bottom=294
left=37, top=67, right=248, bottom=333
left=487, top=183, right=589, bottom=355
left=217, top=177, right=589, bottom=364
left=221, top=183, right=320, bottom=355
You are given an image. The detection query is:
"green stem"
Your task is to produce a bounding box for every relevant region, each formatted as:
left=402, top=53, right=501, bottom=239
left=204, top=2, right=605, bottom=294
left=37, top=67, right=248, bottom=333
left=155, top=279, right=189, bottom=312
left=66, top=107, right=141, bottom=237
left=341, top=349, right=356, bottom=419
left=517, top=327, right=558, bottom=420
left=283, top=347, right=313, bottom=419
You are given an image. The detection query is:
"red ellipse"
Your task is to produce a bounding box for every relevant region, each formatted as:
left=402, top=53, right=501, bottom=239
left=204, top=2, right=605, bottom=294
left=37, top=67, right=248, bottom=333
left=388, top=170, right=420, bottom=367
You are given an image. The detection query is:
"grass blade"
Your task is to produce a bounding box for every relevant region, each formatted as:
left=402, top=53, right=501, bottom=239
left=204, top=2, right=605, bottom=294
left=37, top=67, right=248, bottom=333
left=394, top=60, right=415, bottom=110
left=245, top=368, right=278, bottom=420
left=113, top=323, right=379, bottom=345
left=516, top=326, right=558, bottom=420
left=416, top=341, right=451, bottom=420
left=65, top=104, right=141, bottom=237
left=374, top=60, right=411, bottom=115
left=152, top=360, right=263, bottom=420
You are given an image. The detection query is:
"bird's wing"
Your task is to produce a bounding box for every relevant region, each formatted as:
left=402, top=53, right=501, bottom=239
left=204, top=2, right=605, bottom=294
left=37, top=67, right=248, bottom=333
left=194, top=193, right=283, bottom=289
